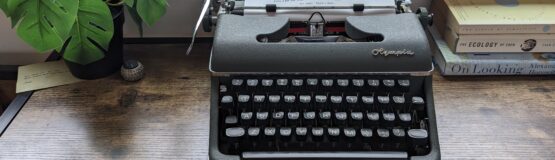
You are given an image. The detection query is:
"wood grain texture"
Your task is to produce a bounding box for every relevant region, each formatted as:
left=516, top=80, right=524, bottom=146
left=0, top=44, right=554, bottom=160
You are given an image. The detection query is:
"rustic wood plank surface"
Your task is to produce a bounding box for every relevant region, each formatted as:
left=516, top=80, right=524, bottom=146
left=0, top=44, right=554, bottom=160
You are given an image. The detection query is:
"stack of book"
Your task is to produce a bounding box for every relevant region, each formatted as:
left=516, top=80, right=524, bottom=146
left=430, top=0, right=555, bottom=76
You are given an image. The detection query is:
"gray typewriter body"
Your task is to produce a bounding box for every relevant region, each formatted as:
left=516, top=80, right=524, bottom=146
left=202, top=0, right=440, bottom=159
left=210, top=14, right=433, bottom=74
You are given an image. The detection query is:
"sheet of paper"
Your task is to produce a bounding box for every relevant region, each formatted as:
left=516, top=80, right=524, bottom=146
left=244, top=8, right=395, bottom=21
left=244, top=0, right=396, bottom=8
left=243, top=0, right=396, bottom=21
left=16, top=61, right=83, bottom=93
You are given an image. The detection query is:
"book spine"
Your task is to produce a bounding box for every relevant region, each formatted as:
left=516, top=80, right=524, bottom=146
left=457, top=24, right=555, bottom=35
left=440, top=60, right=555, bottom=76
left=453, top=35, right=555, bottom=53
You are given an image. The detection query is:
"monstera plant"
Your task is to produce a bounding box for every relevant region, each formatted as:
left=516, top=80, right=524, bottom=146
left=0, top=0, right=168, bottom=79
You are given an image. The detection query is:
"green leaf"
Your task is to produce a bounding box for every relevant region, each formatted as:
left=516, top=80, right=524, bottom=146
left=135, top=0, right=167, bottom=26
left=125, top=2, right=144, bottom=37
left=0, top=0, right=8, bottom=16
left=61, top=0, right=114, bottom=65
left=7, top=0, right=78, bottom=52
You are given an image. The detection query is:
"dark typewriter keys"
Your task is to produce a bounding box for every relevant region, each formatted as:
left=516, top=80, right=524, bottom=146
left=247, top=79, right=259, bottom=87
left=276, top=79, right=288, bottom=90
left=330, top=95, right=344, bottom=111
left=367, top=79, right=380, bottom=90
left=343, top=128, right=357, bottom=143
left=299, top=94, right=312, bottom=111
left=225, top=127, right=245, bottom=151
left=291, top=79, right=304, bottom=90
left=382, top=112, right=396, bottom=125
left=398, top=113, right=412, bottom=126
left=263, top=127, right=277, bottom=143
left=318, top=111, right=332, bottom=127
left=322, top=79, right=334, bottom=87
left=392, top=95, right=406, bottom=110
left=408, top=129, right=429, bottom=146
left=253, top=94, right=266, bottom=111
left=240, top=112, right=254, bottom=126
left=333, top=112, right=347, bottom=127
left=377, top=128, right=391, bottom=146
left=315, top=95, right=328, bottom=109
left=237, top=94, right=251, bottom=111
left=327, top=128, right=341, bottom=142
left=295, top=127, right=308, bottom=141
left=225, top=115, right=238, bottom=128
left=272, top=111, right=285, bottom=126
left=261, top=79, right=274, bottom=88
left=232, top=79, right=244, bottom=87
left=377, top=96, right=390, bottom=105
left=350, top=112, right=363, bottom=128
left=216, top=75, right=436, bottom=155
left=283, top=94, right=297, bottom=111
left=287, top=112, right=300, bottom=127
left=306, top=78, right=318, bottom=90
left=365, top=112, right=380, bottom=127
left=361, top=96, right=375, bottom=108
left=226, top=127, right=245, bottom=139
left=284, top=95, right=296, bottom=104
left=219, top=85, right=228, bottom=93
left=303, top=111, right=316, bottom=126
left=311, top=127, right=325, bottom=142
left=352, top=79, right=364, bottom=88
left=383, top=79, right=395, bottom=90
left=268, top=94, right=282, bottom=110
left=346, top=95, right=360, bottom=111
left=253, top=95, right=266, bottom=103
left=398, top=79, right=410, bottom=92
left=256, top=112, right=269, bottom=126
left=392, top=128, right=406, bottom=143
left=337, top=79, right=349, bottom=87
left=268, top=95, right=281, bottom=103
left=279, top=127, right=292, bottom=142
left=220, top=95, right=234, bottom=109
left=360, top=128, right=373, bottom=141
left=299, top=95, right=311, bottom=104
left=412, top=96, right=425, bottom=111
left=247, top=127, right=261, bottom=146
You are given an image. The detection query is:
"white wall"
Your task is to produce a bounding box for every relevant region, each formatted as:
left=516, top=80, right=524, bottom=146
left=123, top=0, right=212, bottom=38
left=0, top=12, right=50, bottom=65
left=0, top=0, right=431, bottom=65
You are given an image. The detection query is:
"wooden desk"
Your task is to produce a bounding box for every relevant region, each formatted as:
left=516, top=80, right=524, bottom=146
left=0, top=44, right=554, bottom=160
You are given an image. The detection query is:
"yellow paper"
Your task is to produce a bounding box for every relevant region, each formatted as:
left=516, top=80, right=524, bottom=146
left=16, top=61, right=83, bottom=93
left=446, top=0, right=555, bottom=25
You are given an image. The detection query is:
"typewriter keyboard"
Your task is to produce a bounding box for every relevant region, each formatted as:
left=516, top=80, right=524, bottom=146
left=216, top=75, right=432, bottom=157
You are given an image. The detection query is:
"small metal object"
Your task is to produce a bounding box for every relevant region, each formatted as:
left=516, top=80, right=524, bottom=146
left=121, top=60, right=144, bottom=82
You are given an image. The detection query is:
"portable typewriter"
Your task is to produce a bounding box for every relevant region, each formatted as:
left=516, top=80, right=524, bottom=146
left=190, top=0, right=440, bottom=159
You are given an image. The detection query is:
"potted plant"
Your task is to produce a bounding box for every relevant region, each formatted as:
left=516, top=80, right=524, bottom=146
left=0, top=0, right=168, bottom=79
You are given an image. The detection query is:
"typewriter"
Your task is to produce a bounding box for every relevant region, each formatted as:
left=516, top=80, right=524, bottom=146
left=191, top=0, right=440, bottom=159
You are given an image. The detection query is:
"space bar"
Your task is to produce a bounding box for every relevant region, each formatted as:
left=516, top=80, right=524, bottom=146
left=242, top=151, right=408, bottom=160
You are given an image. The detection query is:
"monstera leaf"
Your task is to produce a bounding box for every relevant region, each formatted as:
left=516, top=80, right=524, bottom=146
left=7, top=0, right=78, bottom=52
left=61, top=0, right=113, bottom=65
left=125, top=0, right=167, bottom=26
left=135, top=0, right=167, bottom=26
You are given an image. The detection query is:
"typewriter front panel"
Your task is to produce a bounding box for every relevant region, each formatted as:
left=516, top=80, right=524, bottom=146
left=209, top=74, right=438, bottom=159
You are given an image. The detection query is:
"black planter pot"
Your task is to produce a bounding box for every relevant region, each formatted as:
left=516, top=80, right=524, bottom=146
left=65, top=5, right=124, bottom=80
